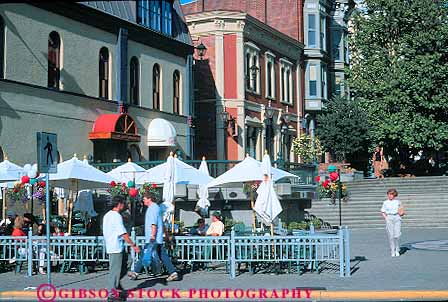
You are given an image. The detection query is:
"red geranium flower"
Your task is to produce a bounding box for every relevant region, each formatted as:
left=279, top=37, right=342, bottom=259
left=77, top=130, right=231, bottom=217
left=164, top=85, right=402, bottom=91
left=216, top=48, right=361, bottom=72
left=315, top=176, right=321, bottom=183
left=110, top=181, right=116, bottom=187
left=152, top=183, right=157, bottom=189
left=329, top=172, right=339, bottom=181
left=322, top=180, right=330, bottom=188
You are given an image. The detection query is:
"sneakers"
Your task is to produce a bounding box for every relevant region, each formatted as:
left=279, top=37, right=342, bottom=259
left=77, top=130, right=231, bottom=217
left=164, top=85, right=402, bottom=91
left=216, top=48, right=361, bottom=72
left=166, top=272, right=178, bottom=282
left=127, top=271, right=138, bottom=280
left=38, top=267, right=46, bottom=275
left=395, top=251, right=400, bottom=257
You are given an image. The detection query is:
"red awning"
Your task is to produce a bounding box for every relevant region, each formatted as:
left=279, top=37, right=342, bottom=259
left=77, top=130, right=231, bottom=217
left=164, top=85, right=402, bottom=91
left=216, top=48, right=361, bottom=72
left=88, top=114, right=140, bottom=142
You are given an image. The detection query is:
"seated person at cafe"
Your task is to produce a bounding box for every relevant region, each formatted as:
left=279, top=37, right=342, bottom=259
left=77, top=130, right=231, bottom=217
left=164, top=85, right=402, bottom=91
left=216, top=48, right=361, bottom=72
left=206, top=211, right=224, bottom=236
left=190, top=218, right=208, bottom=236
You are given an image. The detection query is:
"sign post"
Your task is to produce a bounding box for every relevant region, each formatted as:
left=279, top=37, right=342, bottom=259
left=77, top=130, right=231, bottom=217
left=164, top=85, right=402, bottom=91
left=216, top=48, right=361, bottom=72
left=37, top=132, right=57, bottom=285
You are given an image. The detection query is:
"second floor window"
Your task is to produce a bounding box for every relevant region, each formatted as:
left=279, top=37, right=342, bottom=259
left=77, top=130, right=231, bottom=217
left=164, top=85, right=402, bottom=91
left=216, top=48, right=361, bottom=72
left=244, top=43, right=260, bottom=93
left=153, top=64, right=160, bottom=110
left=130, top=57, right=139, bottom=105
left=137, top=0, right=172, bottom=36
left=0, top=16, right=4, bottom=79
left=308, top=14, right=316, bottom=48
left=280, top=60, right=293, bottom=104
left=173, top=70, right=180, bottom=114
left=320, top=15, right=326, bottom=51
left=48, top=31, right=61, bottom=89
left=266, top=57, right=276, bottom=99
left=99, top=47, right=109, bottom=99
left=309, top=64, right=317, bottom=97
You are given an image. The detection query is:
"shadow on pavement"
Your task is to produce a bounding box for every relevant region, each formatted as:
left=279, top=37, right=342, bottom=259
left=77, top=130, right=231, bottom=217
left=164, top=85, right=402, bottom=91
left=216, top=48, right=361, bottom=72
left=350, top=255, right=368, bottom=275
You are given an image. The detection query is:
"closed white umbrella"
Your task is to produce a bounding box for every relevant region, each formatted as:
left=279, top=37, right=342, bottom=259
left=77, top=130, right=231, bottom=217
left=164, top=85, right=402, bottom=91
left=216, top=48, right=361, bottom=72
left=196, top=156, right=211, bottom=214
left=107, top=160, right=146, bottom=183
left=254, top=154, right=283, bottom=227
left=161, top=154, right=175, bottom=224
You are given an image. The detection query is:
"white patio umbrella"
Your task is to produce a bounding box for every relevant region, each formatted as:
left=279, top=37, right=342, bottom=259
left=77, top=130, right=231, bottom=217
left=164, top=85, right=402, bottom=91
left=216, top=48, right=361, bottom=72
left=107, top=159, right=146, bottom=183
left=206, top=155, right=298, bottom=188
left=207, top=154, right=296, bottom=230
left=49, top=155, right=114, bottom=233
left=135, top=157, right=213, bottom=185
left=0, top=157, right=24, bottom=182
left=50, top=155, right=114, bottom=190
left=0, top=157, right=24, bottom=221
left=196, top=156, right=211, bottom=215
left=254, top=154, right=283, bottom=230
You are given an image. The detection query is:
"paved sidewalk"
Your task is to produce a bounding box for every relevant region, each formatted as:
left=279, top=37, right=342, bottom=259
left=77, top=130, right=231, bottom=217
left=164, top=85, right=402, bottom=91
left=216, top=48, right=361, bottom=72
left=0, top=228, right=447, bottom=300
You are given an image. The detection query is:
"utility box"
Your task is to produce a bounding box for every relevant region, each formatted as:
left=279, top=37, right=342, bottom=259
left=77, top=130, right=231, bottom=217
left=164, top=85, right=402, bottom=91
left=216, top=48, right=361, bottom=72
left=275, top=183, right=292, bottom=196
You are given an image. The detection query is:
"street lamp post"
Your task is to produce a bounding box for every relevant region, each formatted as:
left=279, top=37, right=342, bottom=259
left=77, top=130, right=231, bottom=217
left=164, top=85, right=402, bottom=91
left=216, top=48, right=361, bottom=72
left=278, top=107, right=291, bottom=169
left=328, top=165, right=343, bottom=227
left=264, top=101, right=275, bottom=158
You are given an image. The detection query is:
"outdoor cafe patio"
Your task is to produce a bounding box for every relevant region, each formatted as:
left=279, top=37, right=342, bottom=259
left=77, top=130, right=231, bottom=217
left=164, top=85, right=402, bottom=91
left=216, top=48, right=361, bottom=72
left=0, top=153, right=351, bottom=279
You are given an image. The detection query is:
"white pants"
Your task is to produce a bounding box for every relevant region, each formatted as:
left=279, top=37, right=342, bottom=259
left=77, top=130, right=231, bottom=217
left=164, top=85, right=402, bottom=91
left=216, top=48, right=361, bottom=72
left=386, top=215, right=401, bottom=253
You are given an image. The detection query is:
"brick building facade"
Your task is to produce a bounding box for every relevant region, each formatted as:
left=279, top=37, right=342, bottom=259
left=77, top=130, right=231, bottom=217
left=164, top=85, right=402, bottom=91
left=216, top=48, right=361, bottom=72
left=182, top=0, right=354, bottom=162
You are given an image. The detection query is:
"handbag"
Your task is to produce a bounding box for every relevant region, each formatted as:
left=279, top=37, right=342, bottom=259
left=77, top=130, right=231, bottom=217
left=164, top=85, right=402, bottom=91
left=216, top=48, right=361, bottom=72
left=398, top=206, right=405, bottom=216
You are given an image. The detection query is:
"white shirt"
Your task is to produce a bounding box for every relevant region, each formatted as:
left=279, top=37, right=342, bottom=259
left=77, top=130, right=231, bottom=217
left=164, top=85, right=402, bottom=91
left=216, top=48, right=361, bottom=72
left=102, top=210, right=127, bottom=254
left=381, top=199, right=401, bottom=215
left=0, top=218, right=11, bottom=227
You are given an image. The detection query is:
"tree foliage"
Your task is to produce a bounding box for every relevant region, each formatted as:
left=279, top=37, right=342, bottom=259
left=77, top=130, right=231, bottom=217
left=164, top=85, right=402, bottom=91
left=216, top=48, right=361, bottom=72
left=348, top=0, right=448, bottom=154
left=316, top=95, right=370, bottom=161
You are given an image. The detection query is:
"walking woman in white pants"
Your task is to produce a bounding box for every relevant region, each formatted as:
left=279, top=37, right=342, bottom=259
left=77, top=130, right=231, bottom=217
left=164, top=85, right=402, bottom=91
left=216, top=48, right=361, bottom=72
left=381, top=188, right=402, bottom=257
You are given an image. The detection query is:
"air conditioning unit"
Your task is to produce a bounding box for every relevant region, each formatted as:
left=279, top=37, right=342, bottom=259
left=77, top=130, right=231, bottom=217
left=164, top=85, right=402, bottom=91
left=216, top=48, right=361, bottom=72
left=187, top=185, right=199, bottom=200
left=221, top=187, right=248, bottom=200
left=175, top=184, right=187, bottom=197
left=275, top=183, right=292, bottom=196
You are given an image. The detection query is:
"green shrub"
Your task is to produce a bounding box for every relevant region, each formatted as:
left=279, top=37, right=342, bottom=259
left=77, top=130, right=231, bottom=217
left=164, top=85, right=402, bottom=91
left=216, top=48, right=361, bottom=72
left=288, top=221, right=309, bottom=230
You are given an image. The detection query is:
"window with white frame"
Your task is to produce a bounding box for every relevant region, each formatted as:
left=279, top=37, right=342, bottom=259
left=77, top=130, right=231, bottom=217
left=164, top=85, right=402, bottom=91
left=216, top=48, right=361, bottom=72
left=331, top=29, right=342, bottom=61
left=244, top=43, right=260, bottom=93
left=321, top=63, right=327, bottom=99
left=280, top=59, right=293, bottom=104
left=308, top=64, right=317, bottom=97
left=320, top=15, right=326, bottom=51
left=307, top=14, right=316, bottom=48
left=344, top=32, right=349, bottom=64
left=265, top=52, right=275, bottom=99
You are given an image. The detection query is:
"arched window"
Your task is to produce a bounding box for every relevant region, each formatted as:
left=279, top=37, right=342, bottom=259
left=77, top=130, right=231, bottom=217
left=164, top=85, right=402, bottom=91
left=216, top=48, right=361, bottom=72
left=130, top=57, right=139, bottom=105
left=99, top=47, right=109, bottom=99
left=0, top=16, right=4, bottom=79
left=173, top=70, right=180, bottom=114
left=153, top=64, right=160, bottom=110
left=267, top=61, right=272, bottom=97
left=286, top=69, right=291, bottom=102
left=48, top=31, right=61, bottom=89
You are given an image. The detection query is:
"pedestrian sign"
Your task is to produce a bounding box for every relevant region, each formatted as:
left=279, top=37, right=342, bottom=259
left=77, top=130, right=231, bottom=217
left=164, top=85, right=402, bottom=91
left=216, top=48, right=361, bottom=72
left=37, top=132, right=58, bottom=173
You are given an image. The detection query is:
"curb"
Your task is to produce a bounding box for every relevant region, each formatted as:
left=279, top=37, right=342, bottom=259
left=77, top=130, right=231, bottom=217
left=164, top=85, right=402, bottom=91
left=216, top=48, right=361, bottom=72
left=2, top=290, right=448, bottom=301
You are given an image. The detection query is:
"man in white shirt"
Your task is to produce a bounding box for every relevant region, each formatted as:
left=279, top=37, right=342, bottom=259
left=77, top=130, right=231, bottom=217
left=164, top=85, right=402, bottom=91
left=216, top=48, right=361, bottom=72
left=103, top=195, right=140, bottom=300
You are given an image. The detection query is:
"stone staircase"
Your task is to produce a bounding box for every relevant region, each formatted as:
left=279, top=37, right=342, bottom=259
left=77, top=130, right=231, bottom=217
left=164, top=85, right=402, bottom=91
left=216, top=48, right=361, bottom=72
left=309, top=176, right=448, bottom=229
